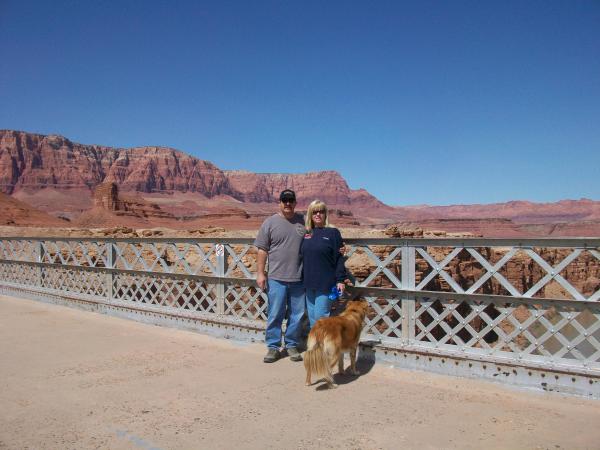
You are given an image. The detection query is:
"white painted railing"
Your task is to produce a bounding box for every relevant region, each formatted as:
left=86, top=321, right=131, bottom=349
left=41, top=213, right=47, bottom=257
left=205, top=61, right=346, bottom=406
left=2, top=236, right=600, bottom=396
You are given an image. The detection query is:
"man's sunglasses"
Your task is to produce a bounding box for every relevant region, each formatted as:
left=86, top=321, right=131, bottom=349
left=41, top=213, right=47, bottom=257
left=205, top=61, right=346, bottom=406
left=281, top=199, right=296, bottom=204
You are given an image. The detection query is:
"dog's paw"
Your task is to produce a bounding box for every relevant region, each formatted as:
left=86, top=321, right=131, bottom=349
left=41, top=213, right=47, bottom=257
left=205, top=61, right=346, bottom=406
left=327, top=382, right=338, bottom=389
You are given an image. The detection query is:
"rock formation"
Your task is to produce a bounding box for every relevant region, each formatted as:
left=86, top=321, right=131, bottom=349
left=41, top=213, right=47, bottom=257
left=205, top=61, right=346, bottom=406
left=90, top=182, right=175, bottom=219
left=1, top=129, right=599, bottom=236
left=384, top=218, right=525, bottom=237
left=0, top=130, right=232, bottom=196
left=0, top=131, right=380, bottom=211
left=93, top=182, right=119, bottom=210
left=0, top=130, right=390, bottom=227
left=223, top=170, right=388, bottom=210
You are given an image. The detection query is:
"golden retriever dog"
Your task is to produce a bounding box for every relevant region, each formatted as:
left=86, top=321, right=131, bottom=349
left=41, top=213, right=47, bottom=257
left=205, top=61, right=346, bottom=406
left=304, top=299, right=369, bottom=388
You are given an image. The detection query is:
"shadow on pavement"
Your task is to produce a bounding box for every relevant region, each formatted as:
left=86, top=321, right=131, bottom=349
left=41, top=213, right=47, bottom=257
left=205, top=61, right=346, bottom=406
left=314, top=345, right=376, bottom=390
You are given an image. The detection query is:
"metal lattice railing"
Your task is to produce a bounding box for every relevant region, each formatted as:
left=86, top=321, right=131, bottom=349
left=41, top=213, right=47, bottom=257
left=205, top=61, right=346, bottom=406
left=1, top=236, right=600, bottom=378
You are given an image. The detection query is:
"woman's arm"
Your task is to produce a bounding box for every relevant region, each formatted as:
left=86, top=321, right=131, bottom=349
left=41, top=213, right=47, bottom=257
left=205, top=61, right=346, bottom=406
left=333, top=228, right=348, bottom=287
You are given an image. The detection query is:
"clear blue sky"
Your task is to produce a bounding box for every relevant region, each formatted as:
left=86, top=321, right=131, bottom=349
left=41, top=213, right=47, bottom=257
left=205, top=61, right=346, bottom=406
left=1, top=0, right=599, bottom=206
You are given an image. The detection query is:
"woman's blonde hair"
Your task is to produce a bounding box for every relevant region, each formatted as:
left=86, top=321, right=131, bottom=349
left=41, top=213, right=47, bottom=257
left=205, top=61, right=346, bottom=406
left=305, top=199, right=330, bottom=230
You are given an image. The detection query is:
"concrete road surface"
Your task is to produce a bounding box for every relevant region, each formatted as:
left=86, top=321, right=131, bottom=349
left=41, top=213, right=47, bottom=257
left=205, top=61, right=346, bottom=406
left=1, top=294, right=600, bottom=450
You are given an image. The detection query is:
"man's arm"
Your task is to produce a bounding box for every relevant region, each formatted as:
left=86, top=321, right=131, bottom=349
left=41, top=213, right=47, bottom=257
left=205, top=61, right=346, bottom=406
left=256, top=248, right=268, bottom=291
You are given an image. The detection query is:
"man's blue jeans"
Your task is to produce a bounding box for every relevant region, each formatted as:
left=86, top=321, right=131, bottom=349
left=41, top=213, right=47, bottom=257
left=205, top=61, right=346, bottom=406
left=265, top=279, right=305, bottom=350
left=306, top=288, right=333, bottom=328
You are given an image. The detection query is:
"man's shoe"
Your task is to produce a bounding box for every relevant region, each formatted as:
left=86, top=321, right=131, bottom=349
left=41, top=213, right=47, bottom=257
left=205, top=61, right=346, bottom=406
left=286, top=347, right=303, bottom=362
left=263, top=348, right=280, bottom=363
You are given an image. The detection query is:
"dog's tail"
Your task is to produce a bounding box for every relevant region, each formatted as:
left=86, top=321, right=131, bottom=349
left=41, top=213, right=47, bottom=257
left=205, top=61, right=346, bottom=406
left=304, top=334, right=333, bottom=386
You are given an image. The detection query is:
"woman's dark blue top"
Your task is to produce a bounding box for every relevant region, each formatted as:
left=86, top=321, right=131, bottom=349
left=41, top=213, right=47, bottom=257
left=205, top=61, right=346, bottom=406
left=300, top=226, right=347, bottom=291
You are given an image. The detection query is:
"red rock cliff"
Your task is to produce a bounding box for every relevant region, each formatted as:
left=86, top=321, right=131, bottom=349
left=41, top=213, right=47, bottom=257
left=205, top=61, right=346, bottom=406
left=224, top=170, right=389, bottom=209
left=0, top=130, right=232, bottom=197
left=0, top=130, right=385, bottom=211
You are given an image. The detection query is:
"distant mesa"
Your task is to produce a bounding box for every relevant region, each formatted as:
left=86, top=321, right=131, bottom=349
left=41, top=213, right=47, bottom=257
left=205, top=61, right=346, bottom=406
left=0, top=129, right=386, bottom=226
left=0, top=129, right=599, bottom=237
left=0, top=130, right=381, bottom=208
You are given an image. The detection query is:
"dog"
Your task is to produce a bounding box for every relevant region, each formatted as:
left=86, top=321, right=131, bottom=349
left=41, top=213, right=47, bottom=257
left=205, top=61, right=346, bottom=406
left=304, top=299, right=369, bottom=388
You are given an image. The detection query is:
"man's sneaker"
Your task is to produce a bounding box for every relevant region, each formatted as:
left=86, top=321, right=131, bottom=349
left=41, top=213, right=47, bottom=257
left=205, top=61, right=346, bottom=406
left=263, top=348, right=280, bottom=363
left=286, top=347, right=303, bottom=362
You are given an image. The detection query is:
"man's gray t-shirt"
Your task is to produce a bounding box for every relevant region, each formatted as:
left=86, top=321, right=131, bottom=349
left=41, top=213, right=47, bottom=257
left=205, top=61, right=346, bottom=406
left=254, top=213, right=305, bottom=282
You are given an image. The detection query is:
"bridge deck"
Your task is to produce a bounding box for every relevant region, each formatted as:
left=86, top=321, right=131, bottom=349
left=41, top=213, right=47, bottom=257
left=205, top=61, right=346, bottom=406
left=2, top=295, right=600, bottom=450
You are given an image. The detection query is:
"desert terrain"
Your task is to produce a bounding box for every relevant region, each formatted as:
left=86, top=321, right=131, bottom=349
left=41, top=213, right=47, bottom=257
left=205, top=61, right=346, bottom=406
left=1, top=129, right=599, bottom=237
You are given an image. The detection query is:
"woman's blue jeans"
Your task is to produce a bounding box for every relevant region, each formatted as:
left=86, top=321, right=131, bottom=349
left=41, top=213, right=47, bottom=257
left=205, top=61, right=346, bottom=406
left=306, top=288, right=333, bottom=329
left=265, top=279, right=305, bottom=350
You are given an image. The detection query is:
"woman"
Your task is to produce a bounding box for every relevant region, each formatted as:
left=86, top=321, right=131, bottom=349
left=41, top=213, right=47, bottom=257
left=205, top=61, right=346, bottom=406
left=301, top=199, right=347, bottom=328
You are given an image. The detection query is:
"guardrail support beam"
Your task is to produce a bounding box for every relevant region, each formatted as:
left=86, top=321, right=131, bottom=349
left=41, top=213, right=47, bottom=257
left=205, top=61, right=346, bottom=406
left=216, top=244, right=227, bottom=315
left=401, top=244, right=416, bottom=345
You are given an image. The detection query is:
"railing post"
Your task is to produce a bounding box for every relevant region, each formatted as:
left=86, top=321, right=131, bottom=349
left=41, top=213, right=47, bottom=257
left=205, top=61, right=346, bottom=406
left=216, top=243, right=227, bottom=315
left=401, top=243, right=416, bottom=345
left=106, top=242, right=115, bottom=302
left=36, top=240, right=45, bottom=288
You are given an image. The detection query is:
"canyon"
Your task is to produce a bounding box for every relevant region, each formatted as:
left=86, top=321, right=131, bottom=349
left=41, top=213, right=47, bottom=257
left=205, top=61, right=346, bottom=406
left=0, top=129, right=599, bottom=237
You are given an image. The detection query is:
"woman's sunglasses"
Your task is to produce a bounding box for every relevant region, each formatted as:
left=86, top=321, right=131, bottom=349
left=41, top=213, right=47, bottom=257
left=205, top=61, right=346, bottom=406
left=312, top=210, right=326, bottom=215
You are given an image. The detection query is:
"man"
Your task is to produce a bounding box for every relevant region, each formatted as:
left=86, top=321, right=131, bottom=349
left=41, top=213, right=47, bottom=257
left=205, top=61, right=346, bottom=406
left=254, top=189, right=306, bottom=363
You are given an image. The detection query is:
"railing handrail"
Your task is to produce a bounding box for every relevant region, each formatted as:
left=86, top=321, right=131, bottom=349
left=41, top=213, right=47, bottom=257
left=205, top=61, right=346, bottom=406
left=2, top=236, right=600, bottom=248
left=4, top=258, right=597, bottom=307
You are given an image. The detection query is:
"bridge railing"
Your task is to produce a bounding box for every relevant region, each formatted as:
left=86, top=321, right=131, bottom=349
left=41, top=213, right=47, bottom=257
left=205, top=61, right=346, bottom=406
left=1, top=236, right=600, bottom=381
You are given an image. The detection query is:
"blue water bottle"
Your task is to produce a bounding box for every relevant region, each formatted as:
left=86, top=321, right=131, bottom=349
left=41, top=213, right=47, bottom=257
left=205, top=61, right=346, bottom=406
left=328, top=285, right=341, bottom=300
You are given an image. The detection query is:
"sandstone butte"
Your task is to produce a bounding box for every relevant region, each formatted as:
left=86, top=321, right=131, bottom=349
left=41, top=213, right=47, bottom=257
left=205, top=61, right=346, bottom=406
left=0, top=129, right=599, bottom=237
